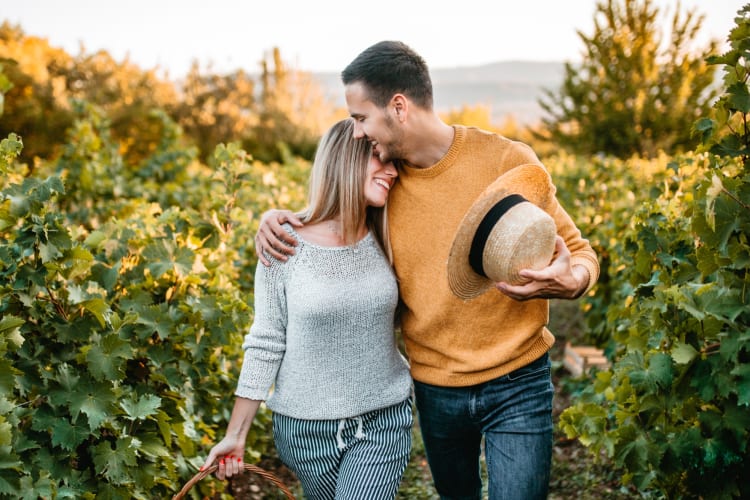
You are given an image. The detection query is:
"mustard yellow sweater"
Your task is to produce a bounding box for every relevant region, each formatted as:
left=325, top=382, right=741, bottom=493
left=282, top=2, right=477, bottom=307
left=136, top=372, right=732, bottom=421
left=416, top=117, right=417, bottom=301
left=388, top=126, right=599, bottom=387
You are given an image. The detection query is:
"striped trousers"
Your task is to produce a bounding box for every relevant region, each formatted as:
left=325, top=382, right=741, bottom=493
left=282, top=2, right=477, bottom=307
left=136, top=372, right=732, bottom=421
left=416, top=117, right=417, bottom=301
left=272, top=398, right=413, bottom=500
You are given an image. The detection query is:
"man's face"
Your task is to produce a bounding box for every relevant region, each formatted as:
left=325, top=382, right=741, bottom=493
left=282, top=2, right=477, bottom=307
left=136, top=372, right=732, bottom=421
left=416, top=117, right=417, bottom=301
left=345, top=82, right=404, bottom=164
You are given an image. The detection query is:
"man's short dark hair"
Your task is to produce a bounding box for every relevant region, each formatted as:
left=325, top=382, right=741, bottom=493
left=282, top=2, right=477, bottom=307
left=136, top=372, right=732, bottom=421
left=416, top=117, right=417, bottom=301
left=342, top=41, right=433, bottom=109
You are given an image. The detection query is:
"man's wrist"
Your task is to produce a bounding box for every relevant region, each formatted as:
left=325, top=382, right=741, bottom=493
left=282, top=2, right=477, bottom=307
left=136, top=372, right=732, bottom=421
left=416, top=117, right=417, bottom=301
left=571, top=265, right=590, bottom=299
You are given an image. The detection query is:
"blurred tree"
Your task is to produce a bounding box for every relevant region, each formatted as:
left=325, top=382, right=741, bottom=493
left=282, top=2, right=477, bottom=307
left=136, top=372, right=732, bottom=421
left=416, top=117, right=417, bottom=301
left=0, top=22, right=180, bottom=166
left=247, top=47, right=340, bottom=163
left=0, top=23, right=74, bottom=165
left=170, top=63, right=258, bottom=163
left=61, top=49, right=179, bottom=165
left=537, top=0, right=719, bottom=158
left=1, top=24, right=340, bottom=167
left=442, top=104, right=496, bottom=131
left=0, top=60, right=11, bottom=116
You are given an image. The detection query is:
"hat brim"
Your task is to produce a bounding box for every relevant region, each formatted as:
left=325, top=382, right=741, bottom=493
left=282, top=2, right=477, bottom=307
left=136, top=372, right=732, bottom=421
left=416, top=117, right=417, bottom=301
left=446, top=164, right=556, bottom=300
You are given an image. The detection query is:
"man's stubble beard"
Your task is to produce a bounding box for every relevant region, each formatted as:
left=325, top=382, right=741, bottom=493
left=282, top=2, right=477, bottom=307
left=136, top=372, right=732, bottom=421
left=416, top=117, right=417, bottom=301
left=379, top=114, right=407, bottom=164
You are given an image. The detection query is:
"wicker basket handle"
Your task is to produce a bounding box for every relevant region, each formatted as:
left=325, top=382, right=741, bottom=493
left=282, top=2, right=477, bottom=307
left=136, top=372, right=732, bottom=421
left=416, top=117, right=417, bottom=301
left=172, top=463, right=295, bottom=499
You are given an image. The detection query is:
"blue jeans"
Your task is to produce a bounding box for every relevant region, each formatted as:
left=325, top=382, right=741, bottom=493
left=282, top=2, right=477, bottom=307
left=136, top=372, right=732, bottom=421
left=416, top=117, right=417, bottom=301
left=414, top=353, right=554, bottom=500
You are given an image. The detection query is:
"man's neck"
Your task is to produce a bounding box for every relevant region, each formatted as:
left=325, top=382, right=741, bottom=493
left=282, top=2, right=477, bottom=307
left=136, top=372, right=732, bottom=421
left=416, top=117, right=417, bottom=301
left=405, top=115, right=455, bottom=169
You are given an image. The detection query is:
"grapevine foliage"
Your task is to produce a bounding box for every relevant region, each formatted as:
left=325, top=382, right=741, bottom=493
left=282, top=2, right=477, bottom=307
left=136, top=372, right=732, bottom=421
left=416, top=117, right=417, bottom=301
left=0, top=102, right=308, bottom=498
left=559, top=6, right=750, bottom=499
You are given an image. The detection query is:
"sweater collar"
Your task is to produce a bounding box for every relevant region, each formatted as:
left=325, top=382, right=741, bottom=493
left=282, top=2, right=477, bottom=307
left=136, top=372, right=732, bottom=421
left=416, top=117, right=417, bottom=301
left=400, top=125, right=466, bottom=178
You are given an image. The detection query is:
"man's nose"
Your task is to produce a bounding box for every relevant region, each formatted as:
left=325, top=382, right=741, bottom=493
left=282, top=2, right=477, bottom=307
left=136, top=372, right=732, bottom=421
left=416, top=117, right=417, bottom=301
left=352, top=122, right=365, bottom=139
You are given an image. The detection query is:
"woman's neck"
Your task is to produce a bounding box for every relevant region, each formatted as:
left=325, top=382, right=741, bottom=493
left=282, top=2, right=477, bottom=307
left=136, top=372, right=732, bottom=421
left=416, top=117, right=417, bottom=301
left=297, top=217, right=367, bottom=247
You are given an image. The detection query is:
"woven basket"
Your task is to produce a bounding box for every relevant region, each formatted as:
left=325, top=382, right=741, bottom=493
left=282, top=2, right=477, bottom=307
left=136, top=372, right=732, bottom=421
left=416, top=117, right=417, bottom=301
left=172, top=463, right=295, bottom=499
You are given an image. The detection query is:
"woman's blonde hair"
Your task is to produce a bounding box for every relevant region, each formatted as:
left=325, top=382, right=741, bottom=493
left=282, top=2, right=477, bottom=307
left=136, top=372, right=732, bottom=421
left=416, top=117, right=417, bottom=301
left=297, top=118, right=391, bottom=258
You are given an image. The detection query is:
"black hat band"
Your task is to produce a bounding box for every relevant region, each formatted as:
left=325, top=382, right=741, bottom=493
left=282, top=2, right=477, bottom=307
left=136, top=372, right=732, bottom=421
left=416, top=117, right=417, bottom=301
left=468, top=194, right=527, bottom=278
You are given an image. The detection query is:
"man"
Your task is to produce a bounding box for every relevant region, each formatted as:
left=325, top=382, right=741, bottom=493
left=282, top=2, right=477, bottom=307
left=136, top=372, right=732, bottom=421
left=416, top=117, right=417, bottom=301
left=256, top=41, right=599, bottom=500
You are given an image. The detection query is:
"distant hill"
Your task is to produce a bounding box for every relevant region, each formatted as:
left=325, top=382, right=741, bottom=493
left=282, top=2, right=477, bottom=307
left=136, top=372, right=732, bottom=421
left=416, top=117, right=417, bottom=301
left=312, top=60, right=566, bottom=126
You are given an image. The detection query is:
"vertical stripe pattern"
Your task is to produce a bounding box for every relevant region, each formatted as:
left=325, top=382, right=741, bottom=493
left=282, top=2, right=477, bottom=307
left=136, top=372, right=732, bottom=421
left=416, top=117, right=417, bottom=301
left=273, top=398, right=413, bottom=500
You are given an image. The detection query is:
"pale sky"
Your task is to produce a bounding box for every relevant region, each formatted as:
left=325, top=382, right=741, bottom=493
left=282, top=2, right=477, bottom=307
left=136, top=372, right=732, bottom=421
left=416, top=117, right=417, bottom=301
left=5, top=0, right=745, bottom=78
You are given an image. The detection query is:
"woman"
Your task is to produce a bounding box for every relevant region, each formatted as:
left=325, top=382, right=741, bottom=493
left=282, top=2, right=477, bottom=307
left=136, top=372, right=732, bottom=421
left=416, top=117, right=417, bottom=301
left=201, top=118, right=413, bottom=500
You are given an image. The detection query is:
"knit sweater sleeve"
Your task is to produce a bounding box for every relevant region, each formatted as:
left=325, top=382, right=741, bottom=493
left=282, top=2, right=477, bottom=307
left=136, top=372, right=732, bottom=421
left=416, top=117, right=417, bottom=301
left=235, top=255, right=288, bottom=400
left=492, top=139, right=600, bottom=294
left=540, top=170, right=600, bottom=296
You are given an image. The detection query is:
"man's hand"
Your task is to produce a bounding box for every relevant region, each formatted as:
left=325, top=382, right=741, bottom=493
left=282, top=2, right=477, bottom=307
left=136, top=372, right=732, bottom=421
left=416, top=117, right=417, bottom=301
left=255, top=209, right=303, bottom=266
left=495, top=236, right=588, bottom=301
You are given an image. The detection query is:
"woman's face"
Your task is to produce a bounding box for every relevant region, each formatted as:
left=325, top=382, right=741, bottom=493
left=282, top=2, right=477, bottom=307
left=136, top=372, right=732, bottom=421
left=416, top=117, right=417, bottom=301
left=364, top=153, right=398, bottom=208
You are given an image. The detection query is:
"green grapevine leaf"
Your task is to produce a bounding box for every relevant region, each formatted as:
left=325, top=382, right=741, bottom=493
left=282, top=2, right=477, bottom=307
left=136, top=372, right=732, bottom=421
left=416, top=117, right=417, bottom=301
left=0, top=316, right=24, bottom=348
left=672, top=343, right=699, bottom=365
left=730, top=364, right=750, bottom=406
left=92, top=439, right=137, bottom=485
left=120, top=394, right=161, bottom=421
left=85, top=333, right=130, bottom=381
left=50, top=418, right=89, bottom=451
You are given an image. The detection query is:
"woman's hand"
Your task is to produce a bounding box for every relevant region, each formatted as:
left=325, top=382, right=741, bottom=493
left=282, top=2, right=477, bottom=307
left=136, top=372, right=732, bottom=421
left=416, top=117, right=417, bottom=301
left=201, top=436, right=246, bottom=479
left=255, top=209, right=303, bottom=266
left=199, top=398, right=262, bottom=479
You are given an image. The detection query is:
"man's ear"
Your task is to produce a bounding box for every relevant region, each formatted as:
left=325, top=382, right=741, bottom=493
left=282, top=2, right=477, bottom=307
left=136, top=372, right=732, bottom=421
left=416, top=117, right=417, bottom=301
left=390, top=94, right=408, bottom=122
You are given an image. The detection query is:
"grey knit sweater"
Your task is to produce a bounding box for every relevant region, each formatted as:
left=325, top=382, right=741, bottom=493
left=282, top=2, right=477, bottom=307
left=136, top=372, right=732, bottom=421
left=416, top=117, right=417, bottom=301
left=235, top=225, right=412, bottom=420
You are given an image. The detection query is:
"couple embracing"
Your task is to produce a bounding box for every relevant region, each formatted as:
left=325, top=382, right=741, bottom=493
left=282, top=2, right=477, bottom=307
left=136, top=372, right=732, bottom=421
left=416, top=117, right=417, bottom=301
left=201, top=40, right=598, bottom=500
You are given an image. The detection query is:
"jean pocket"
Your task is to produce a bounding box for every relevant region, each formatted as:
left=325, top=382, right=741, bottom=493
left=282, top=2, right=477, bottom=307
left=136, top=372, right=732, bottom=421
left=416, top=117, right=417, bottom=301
left=506, top=353, right=550, bottom=381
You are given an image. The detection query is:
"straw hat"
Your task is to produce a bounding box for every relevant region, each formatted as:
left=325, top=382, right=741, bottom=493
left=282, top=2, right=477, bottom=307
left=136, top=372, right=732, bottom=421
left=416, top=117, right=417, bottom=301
left=447, top=164, right=558, bottom=300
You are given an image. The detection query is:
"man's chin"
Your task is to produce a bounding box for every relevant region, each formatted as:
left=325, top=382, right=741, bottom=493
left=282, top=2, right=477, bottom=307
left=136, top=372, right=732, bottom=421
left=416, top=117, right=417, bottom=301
left=377, top=150, right=393, bottom=164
